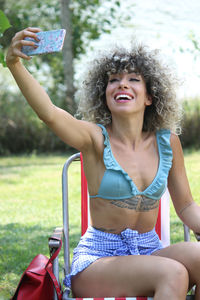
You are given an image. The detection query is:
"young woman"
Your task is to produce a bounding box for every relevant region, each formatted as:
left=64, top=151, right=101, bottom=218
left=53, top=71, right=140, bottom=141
left=6, top=27, right=200, bottom=300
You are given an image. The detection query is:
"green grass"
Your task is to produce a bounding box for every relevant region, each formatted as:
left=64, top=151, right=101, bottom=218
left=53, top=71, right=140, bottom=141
left=170, top=149, right=200, bottom=243
left=0, top=150, right=200, bottom=299
left=0, top=153, right=81, bottom=299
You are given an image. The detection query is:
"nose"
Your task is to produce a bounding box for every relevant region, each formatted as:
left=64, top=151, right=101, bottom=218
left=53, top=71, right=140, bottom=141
left=119, top=77, right=129, bottom=89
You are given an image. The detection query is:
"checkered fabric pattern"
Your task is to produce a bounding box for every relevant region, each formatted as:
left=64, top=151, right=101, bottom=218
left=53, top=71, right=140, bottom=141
left=64, top=226, right=163, bottom=288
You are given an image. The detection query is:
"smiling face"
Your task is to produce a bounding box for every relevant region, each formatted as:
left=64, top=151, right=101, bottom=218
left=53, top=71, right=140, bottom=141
left=105, top=72, right=152, bottom=116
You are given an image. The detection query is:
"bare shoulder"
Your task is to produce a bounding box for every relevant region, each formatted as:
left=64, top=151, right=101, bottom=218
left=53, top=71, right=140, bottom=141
left=170, top=132, right=182, bottom=149
left=170, top=132, right=184, bottom=163
left=169, top=132, right=186, bottom=178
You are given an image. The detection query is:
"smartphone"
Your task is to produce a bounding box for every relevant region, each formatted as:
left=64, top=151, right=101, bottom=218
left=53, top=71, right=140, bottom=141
left=22, top=29, right=66, bottom=56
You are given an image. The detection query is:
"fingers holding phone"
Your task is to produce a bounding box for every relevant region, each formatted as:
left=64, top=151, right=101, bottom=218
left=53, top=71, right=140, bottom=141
left=21, top=29, right=66, bottom=56
left=6, top=27, right=41, bottom=66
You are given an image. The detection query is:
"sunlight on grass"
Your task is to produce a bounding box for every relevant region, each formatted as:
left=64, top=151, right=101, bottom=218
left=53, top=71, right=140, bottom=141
left=170, top=150, right=200, bottom=243
left=0, top=150, right=199, bottom=298
left=0, top=153, right=81, bottom=298
left=184, top=150, right=200, bottom=203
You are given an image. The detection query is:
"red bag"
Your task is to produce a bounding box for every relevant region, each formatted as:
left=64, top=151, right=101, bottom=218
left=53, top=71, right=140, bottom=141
left=11, top=237, right=62, bottom=300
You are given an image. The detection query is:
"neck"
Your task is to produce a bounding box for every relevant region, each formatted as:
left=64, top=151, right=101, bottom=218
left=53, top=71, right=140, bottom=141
left=109, top=113, right=145, bottom=149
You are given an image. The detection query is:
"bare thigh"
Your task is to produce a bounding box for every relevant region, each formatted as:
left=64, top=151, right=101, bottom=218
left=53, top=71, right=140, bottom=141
left=71, top=254, right=188, bottom=297
left=152, top=241, right=200, bottom=288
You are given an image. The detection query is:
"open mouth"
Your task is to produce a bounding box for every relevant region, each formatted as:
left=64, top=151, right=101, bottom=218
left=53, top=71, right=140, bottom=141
left=114, top=92, right=134, bottom=102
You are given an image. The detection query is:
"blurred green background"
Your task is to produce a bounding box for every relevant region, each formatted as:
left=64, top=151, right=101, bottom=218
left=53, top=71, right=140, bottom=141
left=0, top=1, right=200, bottom=298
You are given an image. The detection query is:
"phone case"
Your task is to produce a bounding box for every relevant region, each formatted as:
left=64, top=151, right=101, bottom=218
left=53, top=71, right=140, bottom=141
left=22, top=29, right=66, bottom=56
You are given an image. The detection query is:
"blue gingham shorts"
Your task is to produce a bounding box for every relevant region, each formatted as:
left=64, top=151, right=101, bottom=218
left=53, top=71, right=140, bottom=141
left=64, top=226, right=163, bottom=288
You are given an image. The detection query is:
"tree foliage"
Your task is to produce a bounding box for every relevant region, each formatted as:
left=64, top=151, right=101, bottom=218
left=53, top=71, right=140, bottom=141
left=180, top=31, right=200, bottom=62
left=0, top=0, right=128, bottom=153
left=189, top=32, right=200, bottom=60
left=0, top=9, right=11, bottom=66
left=1, top=0, right=122, bottom=59
left=0, top=0, right=124, bottom=103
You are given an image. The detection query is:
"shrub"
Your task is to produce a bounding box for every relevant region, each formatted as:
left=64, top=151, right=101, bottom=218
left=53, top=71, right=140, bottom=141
left=0, top=92, right=71, bottom=154
left=180, top=98, right=200, bottom=149
left=1, top=89, right=200, bottom=153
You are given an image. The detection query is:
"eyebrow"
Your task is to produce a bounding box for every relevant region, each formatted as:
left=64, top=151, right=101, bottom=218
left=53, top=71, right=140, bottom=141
left=109, top=72, right=140, bottom=78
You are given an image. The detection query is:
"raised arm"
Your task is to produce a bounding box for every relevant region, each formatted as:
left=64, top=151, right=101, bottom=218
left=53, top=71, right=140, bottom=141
left=168, top=133, right=200, bottom=234
left=6, top=27, right=95, bottom=152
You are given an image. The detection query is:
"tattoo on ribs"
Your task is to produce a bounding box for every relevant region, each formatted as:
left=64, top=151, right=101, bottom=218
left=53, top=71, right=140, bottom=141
left=109, top=195, right=160, bottom=212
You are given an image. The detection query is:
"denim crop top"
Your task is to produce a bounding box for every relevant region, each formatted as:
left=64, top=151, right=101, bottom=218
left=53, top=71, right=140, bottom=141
left=90, top=124, right=173, bottom=207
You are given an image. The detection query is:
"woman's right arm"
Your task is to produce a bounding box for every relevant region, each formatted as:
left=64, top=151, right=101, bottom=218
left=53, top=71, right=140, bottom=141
left=6, top=27, right=96, bottom=152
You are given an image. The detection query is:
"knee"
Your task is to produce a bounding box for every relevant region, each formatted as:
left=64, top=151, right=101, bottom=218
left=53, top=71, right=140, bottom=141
left=159, top=260, right=189, bottom=296
left=192, top=243, right=200, bottom=267
left=171, top=261, right=189, bottom=287
left=189, top=243, right=200, bottom=283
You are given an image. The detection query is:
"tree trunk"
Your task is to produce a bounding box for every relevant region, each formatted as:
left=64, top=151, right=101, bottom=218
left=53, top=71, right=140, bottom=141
left=60, top=0, right=76, bottom=114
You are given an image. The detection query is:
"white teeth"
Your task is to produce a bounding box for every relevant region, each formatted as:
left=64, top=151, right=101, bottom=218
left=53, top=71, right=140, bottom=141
left=115, top=94, right=133, bottom=100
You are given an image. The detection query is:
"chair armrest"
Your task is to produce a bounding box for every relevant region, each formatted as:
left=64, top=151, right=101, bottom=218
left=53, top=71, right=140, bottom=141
left=49, top=227, right=63, bottom=300
left=49, top=227, right=63, bottom=242
left=183, top=224, right=200, bottom=242
left=49, top=227, right=63, bottom=253
left=183, top=224, right=190, bottom=242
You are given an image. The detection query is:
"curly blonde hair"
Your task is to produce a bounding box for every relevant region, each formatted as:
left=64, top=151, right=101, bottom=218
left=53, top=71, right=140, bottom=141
left=76, top=43, right=182, bottom=133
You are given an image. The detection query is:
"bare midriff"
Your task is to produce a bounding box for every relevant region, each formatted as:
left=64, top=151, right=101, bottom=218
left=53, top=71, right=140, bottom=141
left=90, top=197, right=159, bottom=234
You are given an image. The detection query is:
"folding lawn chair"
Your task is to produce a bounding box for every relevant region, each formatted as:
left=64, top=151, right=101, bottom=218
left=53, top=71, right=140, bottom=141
left=49, top=152, right=197, bottom=300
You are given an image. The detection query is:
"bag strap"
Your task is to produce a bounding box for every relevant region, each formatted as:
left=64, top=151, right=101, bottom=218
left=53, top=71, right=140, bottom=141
left=46, top=236, right=63, bottom=299
left=46, top=264, right=62, bottom=300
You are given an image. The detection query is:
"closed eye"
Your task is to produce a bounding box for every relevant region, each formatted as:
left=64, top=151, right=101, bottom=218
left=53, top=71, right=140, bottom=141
left=109, top=78, right=118, bottom=83
left=129, top=78, right=140, bottom=82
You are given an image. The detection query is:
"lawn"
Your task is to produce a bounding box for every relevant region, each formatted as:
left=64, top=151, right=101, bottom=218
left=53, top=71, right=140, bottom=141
left=0, top=150, right=200, bottom=299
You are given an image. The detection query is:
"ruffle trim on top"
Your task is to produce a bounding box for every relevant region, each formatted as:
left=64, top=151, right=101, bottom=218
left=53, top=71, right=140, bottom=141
left=97, top=124, right=138, bottom=196
left=144, top=129, right=173, bottom=199
left=97, top=124, right=173, bottom=200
